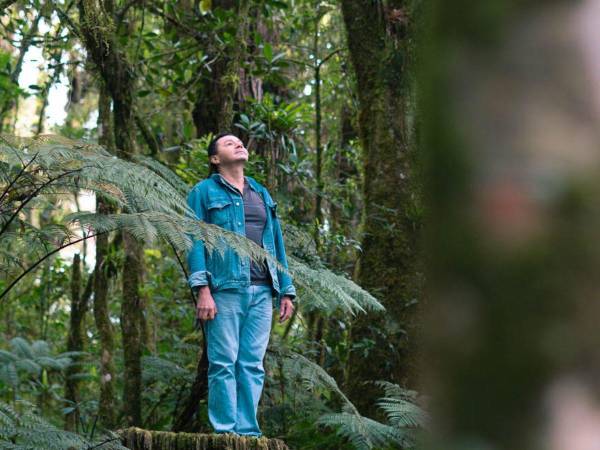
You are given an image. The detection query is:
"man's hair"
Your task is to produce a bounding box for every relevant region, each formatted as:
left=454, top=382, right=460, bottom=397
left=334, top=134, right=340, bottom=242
left=207, top=131, right=236, bottom=175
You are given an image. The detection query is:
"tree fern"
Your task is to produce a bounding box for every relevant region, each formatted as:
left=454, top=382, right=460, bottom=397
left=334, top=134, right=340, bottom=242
left=315, top=381, right=427, bottom=450
left=274, top=349, right=422, bottom=449
left=317, top=410, right=409, bottom=450
left=141, top=355, right=194, bottom=386
left=373, top=380, right=429, bottom=429
left=0, top=400, right=127, bottom=450
left=0, top=337, right=87, bottom=396
left=1, top=133, right=383, bottom=316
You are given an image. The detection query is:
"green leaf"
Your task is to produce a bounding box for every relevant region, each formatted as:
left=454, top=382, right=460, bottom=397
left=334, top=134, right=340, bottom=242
left=264, top=42, right=273, bottom=61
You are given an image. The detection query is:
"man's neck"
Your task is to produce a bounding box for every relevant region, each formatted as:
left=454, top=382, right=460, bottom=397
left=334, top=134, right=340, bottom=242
left=218, top=164, right=245, bottom=192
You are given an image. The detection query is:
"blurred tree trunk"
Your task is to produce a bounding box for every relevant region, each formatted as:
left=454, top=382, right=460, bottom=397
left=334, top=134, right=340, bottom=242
left=421, top=1, right=600, bottom=448
left=340, top=0, right=421, bottom=415
left=77, top=0, right=144, bottom=426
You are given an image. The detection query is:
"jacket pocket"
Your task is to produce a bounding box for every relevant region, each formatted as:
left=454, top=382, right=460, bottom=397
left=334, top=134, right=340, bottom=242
left=207, top=198, right=232, bottom=226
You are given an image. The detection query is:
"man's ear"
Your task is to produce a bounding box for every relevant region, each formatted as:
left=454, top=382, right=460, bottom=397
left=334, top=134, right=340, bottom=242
left=210, top=155, right=219, bottom=165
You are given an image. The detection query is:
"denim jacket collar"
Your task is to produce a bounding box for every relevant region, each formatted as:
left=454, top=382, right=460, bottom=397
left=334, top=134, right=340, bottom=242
left=210, top=173, right=261, bottom=195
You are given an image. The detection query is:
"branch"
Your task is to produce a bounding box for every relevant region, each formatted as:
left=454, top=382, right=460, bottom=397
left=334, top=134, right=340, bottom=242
left=134, top=113, right=161, bottom=155
left=0, top=231, right=108, bottom=302
left=115, top=0, right=140, bottom=26
left=0, top=152, right=38, bottom=207
left=0, top=168, right=83, bottom=237
left=317, top=48, right=343, bottom=68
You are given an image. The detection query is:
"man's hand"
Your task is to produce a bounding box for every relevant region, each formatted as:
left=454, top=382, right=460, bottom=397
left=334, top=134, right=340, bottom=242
left=196, top=286, right=217, bottom=321
left=279, top=296, right=295, bottom=323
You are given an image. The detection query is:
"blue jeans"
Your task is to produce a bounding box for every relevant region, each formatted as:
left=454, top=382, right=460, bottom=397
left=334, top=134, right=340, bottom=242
left=205, top=284, right=274, bottom=436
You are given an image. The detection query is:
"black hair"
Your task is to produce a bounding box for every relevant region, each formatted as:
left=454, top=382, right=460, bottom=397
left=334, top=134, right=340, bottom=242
left=207, top=131, right=237, bottom=175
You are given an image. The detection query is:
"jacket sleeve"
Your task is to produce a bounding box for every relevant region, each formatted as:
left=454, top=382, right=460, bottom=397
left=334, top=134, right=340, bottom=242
left=186, top=186, right=210, bottom=289
left=271, top=201, right=297, bottom=304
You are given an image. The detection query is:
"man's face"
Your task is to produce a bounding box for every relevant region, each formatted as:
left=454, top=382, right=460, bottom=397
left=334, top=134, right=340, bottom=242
left=211, top=135, right=248, bottom=166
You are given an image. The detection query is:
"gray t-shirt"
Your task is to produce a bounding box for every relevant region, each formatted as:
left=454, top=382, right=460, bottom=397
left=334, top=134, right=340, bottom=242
left=242, top=179, right=271, bottom=284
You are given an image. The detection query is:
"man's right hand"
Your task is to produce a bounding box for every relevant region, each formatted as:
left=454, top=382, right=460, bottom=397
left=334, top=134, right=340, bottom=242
left=196, top=286, right=217, bottom=321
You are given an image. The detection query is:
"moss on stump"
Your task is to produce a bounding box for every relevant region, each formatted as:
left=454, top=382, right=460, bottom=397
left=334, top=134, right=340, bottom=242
left=118, top=427, right=289, bottom=450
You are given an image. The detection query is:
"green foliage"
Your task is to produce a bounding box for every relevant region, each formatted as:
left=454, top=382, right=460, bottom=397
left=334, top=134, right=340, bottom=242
left=272, top=345, right=428, bottom=450
left=0, top=336, right=84, bottom=397
left=236, top=94, right=309, bottom=145
left=316, top=381, right=428, bottom=450
left=0, top=400, right=127, bottom=450
left=0, top=51, right=25, bottom=107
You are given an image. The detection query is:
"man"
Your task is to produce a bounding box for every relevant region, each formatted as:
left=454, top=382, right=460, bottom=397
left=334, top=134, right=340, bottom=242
left=186, top=131, right=297, bottom=437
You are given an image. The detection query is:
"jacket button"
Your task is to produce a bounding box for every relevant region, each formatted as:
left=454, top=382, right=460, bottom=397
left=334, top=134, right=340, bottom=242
left=238, top=221, right=242, bottom=226
left=235, top=202, right=240, bottom=206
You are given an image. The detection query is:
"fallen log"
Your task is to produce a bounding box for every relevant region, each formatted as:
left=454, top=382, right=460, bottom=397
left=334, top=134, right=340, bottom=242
left=118, top=427, right=289, bottom=450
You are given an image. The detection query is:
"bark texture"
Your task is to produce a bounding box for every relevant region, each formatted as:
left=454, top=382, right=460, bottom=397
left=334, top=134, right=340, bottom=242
left=77, top=0, right=145, bottom=425
left=340, top=0, right=421, bottom=415
left=65, top=253, right=92, bottom=431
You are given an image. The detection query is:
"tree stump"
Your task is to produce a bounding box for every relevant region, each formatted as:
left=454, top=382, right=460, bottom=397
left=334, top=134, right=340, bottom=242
left=118, top=427, right=289, bottom=450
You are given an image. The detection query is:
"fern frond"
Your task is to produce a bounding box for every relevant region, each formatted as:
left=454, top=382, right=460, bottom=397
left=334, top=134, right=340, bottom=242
left=0, top=399, right=128, bottom=450
left=372, top=381, right=429, bottom=429
left=131, top=154, right=190, bottom=195
left=317, top=412, right=411, bottom=450
left=376, top=397, right=427, bottom=428
left=0, top=364, right=19, bottom=389
left=282, top=351, right=357, bottom=413
left=142, top=355, right=193, bottom=385
left=8, top=339, right=33, bottom=360
left=289, top=257, right=384, bottom=315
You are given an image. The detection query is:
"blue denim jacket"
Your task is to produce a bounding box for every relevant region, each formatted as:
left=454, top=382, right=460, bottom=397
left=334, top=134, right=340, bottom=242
left=186, top=173, right=297, bottom=308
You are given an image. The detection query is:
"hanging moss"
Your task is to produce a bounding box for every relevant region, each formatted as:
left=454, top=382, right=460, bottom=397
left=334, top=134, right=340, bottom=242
left=118, top=427, right=289, bottom=450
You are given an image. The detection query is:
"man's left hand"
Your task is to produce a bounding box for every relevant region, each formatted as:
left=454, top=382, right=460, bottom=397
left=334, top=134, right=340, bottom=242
left=279, top=296, right=295, bottom=323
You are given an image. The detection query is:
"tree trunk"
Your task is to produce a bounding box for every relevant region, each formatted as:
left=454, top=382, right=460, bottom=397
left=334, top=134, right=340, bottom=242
left=0, top=9, right=42, bottom=133
left=171, top=346, right=209, bottom=432
left=65, top=253, right=92, bottom=431
left=93, top=82, right=117, bottom=428
left=421, top=2, right=600, bottom=448
left=192, top=0, right=251, bottom=137
left=340, top=0, right=421, bottom=416
left=77, top=0, right=144, bottom=426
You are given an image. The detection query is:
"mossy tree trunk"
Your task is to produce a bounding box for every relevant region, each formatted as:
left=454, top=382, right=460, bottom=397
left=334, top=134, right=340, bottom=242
left=94, top=81, right=118, bottom=429
left=192, top=0, right=250, bottom=137
left=65, top=253, right=93, bottom=431
left=340, top=0, right=421, bottom=415
left=77, top=0, right=145, bottom=426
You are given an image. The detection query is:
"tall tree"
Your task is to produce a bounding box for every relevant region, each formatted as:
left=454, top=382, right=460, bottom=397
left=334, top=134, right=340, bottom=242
left=192, top=0, right=251, bottom=136
left=93, top=82, right=117, bottom=428
left=76, top=0, right=144, bottom=426
left=340, top=0, right=420, bottom=414
left=64, top=253, right=92, bottom=431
